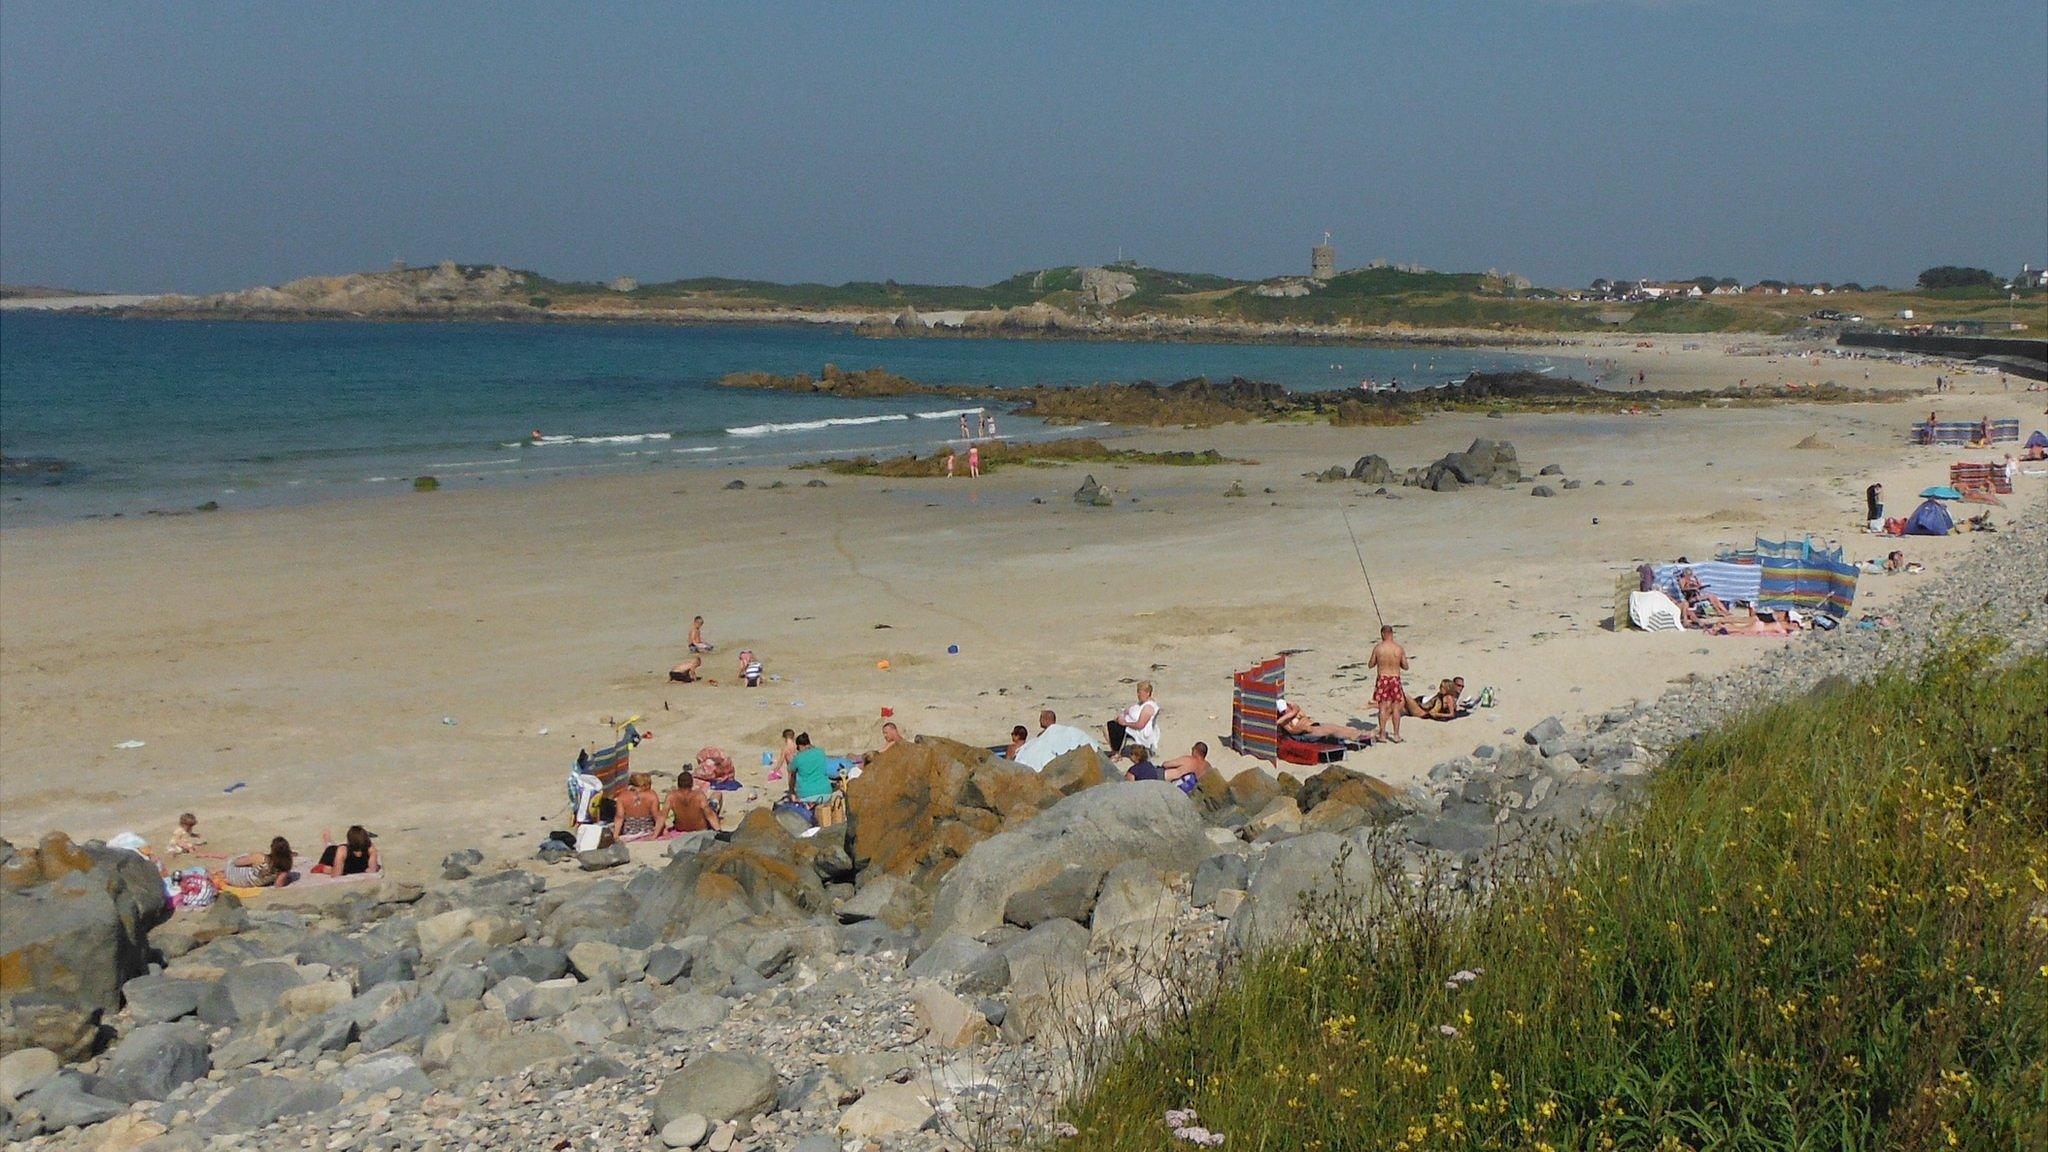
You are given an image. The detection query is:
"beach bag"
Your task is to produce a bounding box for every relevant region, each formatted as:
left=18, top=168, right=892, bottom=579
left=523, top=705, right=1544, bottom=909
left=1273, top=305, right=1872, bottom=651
left=772, top=799, right=816, bottom=828
left=176, top=869, right=217, bottom=910
left=573, top=823, right=607, bottom=853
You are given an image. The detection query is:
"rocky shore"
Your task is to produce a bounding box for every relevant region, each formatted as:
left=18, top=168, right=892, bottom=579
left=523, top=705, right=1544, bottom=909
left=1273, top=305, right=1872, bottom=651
left=3, top=497, right=2040, bottom=1152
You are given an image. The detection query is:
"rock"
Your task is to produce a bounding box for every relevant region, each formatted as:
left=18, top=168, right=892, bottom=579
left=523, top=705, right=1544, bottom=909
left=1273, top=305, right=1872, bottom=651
left=1523, top=716, right=1566, bottom=747
left=568, top=940, right=647, bottom=983
left=1038, top=745, right=1117, bottom=795
left=1225, top=767, right=1282, bottom=812
left=578, top=843, right=631, bottom=871
left=842, top=742, right=976, bottom=884
left=1302, top=800, right=1368, bottom=834
left=196, top=1074, right=342, bottom=1134
left=910, top=982, right=985, bottom=1048
left=118, top=975, right=204, bottom=1026
left=507, top=978, right=581, bottom=1022
left=89, top=1112, right=166, bottom=1149
left=637, top=818, right=829, bottom=936
left=723, top=480, right=746, bottom=490
left=195, top=960, right=304, bottom=1027
left=661, top=1113, right=709, bottom=1149
left=357, top=946, right=419, bottom=987
left=0, top=1046, right=58, bottom=1101
left=1001, top=865, right=1106, bottom=929
left=570, top=1054, right=632, bottom=1088
left=1089, top=860, right=1179, bottom=953
left=1078, top=266, right=1139, bottom=307
left=333, top=1052, right=433, bottom=1095
left=414, top=908, right=477, bottom=957
left=95, top=1022, right=209, bottom=1102
left=1244, top=796, right=1302, bottom=838
left=1190, top=853, right=1248, bottom=907
left=651, top=1051, right=780, bottom=1127
left=836, top=875, right=927, bottom=931
left=486, top=943, right=570, bottom=985
left=926, top=782, right=1209, bottom=942
left=1539, top=463, right=1563, bottom=475
left=905, top=935, right=1005, bottom=991
left=1230, top=832, right=1378, bottom=949
left=19, top=1071, right=124, bottom=1130
left=1530, top=485, right=1556, bottom=497
left=838, top=1081, right=935, bottom=1137
left=1073, top=475, right=1111, bottom=507
left=360, top=991, right=444, bottom=1051
left=652, top=991, right=729, bottom=1033
left=1212, top=888, right=1247, bottom=918
left=146, top=897, right=246, bottom=960
left=644, top=946, right=691, bottom=986
left=0, top=998, right=102, bottom=1062
left=1349, top=454, right=1397, bottom=484
left=556, top=1000, right=627, bottom=1046
left=275, top=979, right=352, bottom=1019
left=1563, top=479, right=1582, bottom=490
left=0, top=833, right=171, bottom=1022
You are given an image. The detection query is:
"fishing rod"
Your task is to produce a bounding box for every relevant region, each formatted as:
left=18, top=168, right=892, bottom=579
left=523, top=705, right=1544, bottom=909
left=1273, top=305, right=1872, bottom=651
left=1339, top=505, right=1386, bottom=628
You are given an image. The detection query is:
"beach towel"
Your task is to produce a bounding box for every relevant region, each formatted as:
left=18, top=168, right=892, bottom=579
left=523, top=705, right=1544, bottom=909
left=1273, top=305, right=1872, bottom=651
left=1225, top=656, right=1287, bottom=763
left=1015, top=724, right=1101, bottom=771
left=1629, top=590, right=1685, bottom=632
left=1653, top=560, right=1762, bottom=606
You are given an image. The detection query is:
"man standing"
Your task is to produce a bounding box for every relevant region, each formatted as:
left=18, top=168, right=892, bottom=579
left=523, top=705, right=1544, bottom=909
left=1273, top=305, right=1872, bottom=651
left=1368, top=625, right=1410, bottom=743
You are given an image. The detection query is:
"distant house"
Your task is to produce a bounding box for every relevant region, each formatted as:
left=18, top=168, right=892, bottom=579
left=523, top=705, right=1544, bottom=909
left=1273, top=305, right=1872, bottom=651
left=2015, top=264, right=2048, bottom=289
left=1709, top=284, right=1743, bottom=296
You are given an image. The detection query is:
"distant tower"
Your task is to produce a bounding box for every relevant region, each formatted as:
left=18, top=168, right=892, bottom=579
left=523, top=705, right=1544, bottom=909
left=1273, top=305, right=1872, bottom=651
left=1311, top=232, right=1336, bottom=280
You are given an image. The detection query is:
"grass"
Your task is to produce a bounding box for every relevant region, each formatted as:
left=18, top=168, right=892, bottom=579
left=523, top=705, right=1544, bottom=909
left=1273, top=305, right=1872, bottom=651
left=797, top=437, right=1237, bottom=477
left=1057, top=637, right=2048, bottom=1150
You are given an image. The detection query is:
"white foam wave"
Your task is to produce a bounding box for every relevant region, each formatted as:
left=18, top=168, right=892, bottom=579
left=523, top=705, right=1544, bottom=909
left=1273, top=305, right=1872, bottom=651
left=529, top=432, right=673, bottom=446
left=914, top=407, right=985, bottom=420
left=725, top=414, right=911, bottom=437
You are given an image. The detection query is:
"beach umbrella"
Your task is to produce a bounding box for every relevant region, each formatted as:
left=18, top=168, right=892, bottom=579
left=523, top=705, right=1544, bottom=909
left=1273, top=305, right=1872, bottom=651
left=1918, top=485, right=1964, bottom=500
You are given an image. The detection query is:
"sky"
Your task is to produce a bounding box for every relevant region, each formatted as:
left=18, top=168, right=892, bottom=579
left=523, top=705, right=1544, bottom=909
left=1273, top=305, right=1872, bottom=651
left=2, top=2, right=2044, bottom=294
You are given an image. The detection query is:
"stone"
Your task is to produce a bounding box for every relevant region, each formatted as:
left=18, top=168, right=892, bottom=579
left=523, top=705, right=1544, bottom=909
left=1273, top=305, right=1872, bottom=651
left=356, top=946, right=419, bottom=987
left=196, top=1074, right=342, bottom=1134
left=195, top=959, right=303, bottom=1026
left=556, top=1001, right=627, bottom=1046
left=1302, top=800, right=1368, bottom=834
left=909, top=983, right=984, bottom=1049
left=95, top=1022, right=209, bottom=1102
left=570, top=1054, right=631, bottom=1087
left=0, top=834, right=171, bottom=1020
left=118, top=975, right=204, bottom=1026
left=0, top=997, right=101, bottom=1062
left=651, top=991, right=729, bottom=1033
left=1001, top=865, right=1105, bottom=929
left=835, top=875, right=927, bottom=931
left=723, top=479, right=746, bottom=490
left=651, top=1051, right=780, bottom=1127
left=838, top=1081, right=935, bottom=1137
left=568, top=940, right=646, bottom=983
left=1225, top=767, right=1283, bottom=812
left=925, top=782, right=1209, bottom=943
left=1230, top=832, right=1378, bottom=949
left=1523, top=716, right=1566, bottom=747
left=275, top=979, right=352, bottom=1019
left=486, top=942, right=570, bottom=985
left=423, top=964, right=487, bottom=1006
left=1349, top=454, right=1397, bottom=483
left=644, top=945, right=691, bottom=986
left=841, top=742, right=975, bottom=884
left=0, top=1045, right=59, bottom=1101
left=1038, top=745, right=1117, bottom=795
left=414, top=909, right=477, bottom=956
left=1212, top=888, right=1248, bottom=918
left=360, top=991, right=444, bottom=1051
left=1539, top=463, right=1563, bottom=475
left=1089, top=860, right=1179, bottom=954
left=1190, top=853, right=1248, bottom=907
left=20, top=1071, right=124, bottom=1130
left=826, top=1051, right=917, bottom=1088
left=1530, top=485, right=1556, bottom=497
left=1244, top=796, right=1302, bottom=838
left=333, top=1052, right=433, bottom=1095
left=636, top=822, right=829, bottom=937
left=507, top=978, right=580, bottom=1022
left=790, top=1136, right=840, bottom=1152
left=578, top=843, right=631, bottom=871
left=90, top=1112, right=166, bottom=1150
left=1073, top=475, right=1110, bottom=506
left=1562, top=479, right=1582, bottom=490
left=661, top=1113, right=709, bottom=1148
left=905, top=935, right=1005, bottom=992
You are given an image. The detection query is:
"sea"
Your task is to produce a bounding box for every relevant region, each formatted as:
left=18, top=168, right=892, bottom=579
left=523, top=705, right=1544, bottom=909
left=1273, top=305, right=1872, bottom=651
left=0, top=314, right=1555, bottom=521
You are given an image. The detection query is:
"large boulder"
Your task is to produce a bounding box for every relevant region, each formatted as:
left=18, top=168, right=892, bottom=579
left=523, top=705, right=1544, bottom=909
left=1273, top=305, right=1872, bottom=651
left=842, top=743, right=978, bottom=884
left=651, top=1051, right=780, bottom=1127
left=94, top=1022, right=209, bottom=1102
left=637, top=813, right=827, bottom=937
left=925, top=783, right=1209, bottom=943
left=1295, top=766, right=1410, bottom=823
left=1039, top=745, right=1117, bottom=796
left=1349, top=454, right=1397, bottom=483
left=0, top=834, right=171, bottom=1037
left=1229, top=833, right=1378, bottom=950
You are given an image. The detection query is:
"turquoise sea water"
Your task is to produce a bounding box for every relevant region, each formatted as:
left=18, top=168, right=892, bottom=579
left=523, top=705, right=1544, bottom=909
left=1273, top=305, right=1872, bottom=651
left=0, top=314, right=1553, bottom=520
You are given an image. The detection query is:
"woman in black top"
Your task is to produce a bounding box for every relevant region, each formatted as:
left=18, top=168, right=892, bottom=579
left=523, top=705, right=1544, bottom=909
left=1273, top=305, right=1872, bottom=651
left=311, top=825, right=380, bottom=877
left=1866, top=483, right=1883, bottom=525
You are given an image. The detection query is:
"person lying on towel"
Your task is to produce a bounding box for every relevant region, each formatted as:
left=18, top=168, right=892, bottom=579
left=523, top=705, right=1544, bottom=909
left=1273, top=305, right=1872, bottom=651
left=1705, top=607, right=1797, bottom=637
left=1404, top=678, right=1472, bottom=721
left=1278, top=699, right=1373, bottom=742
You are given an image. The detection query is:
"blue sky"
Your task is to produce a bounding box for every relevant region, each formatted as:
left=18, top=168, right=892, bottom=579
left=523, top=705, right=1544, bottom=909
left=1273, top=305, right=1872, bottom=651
left=2, top=2, right=2043, bottom=292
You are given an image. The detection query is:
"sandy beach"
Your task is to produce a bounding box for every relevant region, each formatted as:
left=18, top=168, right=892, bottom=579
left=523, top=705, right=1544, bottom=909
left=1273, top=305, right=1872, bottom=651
left=3, top=339, right=2041, bottom=883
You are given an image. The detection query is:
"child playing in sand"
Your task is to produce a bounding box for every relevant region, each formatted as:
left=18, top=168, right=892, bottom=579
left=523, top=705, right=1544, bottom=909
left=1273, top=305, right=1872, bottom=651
left=688, top=615, right=712, bottom=653
left=739, top=650, right=763, bottom=688
left=168, top=812, right=206, bottom=855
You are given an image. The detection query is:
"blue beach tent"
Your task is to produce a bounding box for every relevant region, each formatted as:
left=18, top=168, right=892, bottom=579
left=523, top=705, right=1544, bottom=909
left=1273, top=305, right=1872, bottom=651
left=2027, top=430, right=2047, bottom=450
left=1904, top=498, right=1955, bottom=536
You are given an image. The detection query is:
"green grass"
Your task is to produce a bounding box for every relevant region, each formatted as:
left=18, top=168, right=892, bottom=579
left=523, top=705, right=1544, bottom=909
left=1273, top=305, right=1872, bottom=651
left=1059, top=638, right=2048, bottom=1151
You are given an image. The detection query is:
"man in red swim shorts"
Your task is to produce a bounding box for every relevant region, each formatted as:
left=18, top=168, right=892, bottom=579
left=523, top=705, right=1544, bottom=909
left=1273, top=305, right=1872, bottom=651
left=1368, top=624, right=1410, bottom=743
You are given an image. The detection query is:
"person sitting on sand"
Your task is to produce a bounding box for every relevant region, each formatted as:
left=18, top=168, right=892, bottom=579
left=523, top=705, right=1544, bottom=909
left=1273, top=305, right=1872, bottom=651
left=1676, top=568, right=1729, bottom=618
left=612, top=772, right=663, bottom=841
left=311, top=825, right=380, bottom=877
left=167, top=812, right=207, bottom=856
left=669, top=655, right=703, bottom=683
left=695, top=747, right=739, bottom=790
left=662, top=771, right=721, bottom=835
left=1156, top=742, right=1210, bottom=792
left=789, top=732, right=846, bottom=826
left=1038, top=709, right=1056, bottom=732
left=221, top=837, right=295, bottom=890
left=1004, top=725, right=1029, bottom=759
left=1106, top=682, right=1161, bottom=760
left=1124, top=745, right=1164, bottom=782
left=879, top=721, right=906, bottom=755
left=739, top=650, right=763, bottom=688
left=1278, top=699, right=1373, bottom=742
left=1404, top=678, right=1468, bottom=721
left=688, top=615, right=713, bottom=653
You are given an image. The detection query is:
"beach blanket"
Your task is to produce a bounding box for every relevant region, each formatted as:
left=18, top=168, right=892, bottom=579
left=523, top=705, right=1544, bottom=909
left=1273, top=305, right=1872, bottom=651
left=1950, top=462, right=2013, bottom=495
left=1629, top=590, right=1685, bottom=632
left=1755, top=536, right=1857, bottom=618
left=1652, top=560, right=1762, bottom=606
left=1226, top=656, right=1287, bottom=763
left=1911, top=418, right=2020, bottom=445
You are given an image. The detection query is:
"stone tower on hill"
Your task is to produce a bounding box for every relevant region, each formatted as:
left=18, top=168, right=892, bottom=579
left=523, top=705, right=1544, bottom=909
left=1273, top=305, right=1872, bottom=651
left=1311, top=232, right=1336, bottom=280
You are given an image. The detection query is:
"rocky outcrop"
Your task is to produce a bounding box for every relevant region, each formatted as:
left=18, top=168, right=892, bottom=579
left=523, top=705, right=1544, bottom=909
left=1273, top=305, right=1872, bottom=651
left=138, top=262, right=536, bottom=319
left=1078, top=267, right=1140, bottom=308
left=716, top=364, right=957, bottom=399
left=0, top=833, right=170, bottom=1053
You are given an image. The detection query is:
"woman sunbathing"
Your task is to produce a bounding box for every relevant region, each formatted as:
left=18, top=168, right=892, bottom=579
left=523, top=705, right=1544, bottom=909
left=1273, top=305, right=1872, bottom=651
left=1278, top=699, right=1372, bottom=742
left=612, top=772, right=663, bottom=840
left=310, top=825, right=380, bottom=877
left=1404, top=678, right=1469, bottom=720
left=1705, top=607, right=1797, bottom=636
left=219, top=837, right=295, bottom=890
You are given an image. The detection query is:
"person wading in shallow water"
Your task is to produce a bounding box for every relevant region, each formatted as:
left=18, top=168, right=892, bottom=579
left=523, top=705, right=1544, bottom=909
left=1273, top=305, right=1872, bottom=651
left=1368, top=624, right=1410, bottom=743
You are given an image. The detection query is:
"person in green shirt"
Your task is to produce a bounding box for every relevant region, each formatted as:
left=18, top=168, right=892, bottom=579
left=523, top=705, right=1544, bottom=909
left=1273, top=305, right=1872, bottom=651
left=790, top=733, right=834, bottom=803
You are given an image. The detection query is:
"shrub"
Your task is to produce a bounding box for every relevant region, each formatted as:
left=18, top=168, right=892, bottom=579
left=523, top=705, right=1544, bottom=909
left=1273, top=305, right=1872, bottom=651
left=412, top=476, right=439, bottom=492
